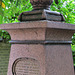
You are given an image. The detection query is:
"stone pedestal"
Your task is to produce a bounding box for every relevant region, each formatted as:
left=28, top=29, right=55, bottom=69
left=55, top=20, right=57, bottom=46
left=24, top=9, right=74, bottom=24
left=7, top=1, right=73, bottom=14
left=0, top=20, right=75, bottom=75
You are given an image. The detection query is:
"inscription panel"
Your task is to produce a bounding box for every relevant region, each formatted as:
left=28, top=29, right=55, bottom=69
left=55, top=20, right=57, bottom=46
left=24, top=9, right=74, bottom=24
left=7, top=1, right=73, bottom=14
left=12, top=58, right=40, bottom=75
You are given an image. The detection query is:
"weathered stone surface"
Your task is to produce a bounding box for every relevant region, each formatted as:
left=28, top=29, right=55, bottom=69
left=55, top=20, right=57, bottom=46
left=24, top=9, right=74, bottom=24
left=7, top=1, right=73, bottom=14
left=0, top=21, right=75, bottom=30
left=0, top=21, right=75, bottom=41
left=0, top=21, right=75, bottom=75
left=8, top=44, right=45, bottom=75
left=45, top=45, right=74, bottom=75
left=18, top=10, right=64, bottom=21
left=8, top=44, right=74, bottom=75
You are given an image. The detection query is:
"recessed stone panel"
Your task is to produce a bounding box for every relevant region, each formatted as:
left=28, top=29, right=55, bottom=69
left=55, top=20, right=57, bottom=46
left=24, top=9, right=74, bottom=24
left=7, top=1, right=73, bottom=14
left=12, top=58, right=40, bottom=75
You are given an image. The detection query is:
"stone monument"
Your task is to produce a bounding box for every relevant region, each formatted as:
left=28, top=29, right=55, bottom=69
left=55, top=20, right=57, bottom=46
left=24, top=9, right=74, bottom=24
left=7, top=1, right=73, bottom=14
left=0, top=0, right=75, bottom=75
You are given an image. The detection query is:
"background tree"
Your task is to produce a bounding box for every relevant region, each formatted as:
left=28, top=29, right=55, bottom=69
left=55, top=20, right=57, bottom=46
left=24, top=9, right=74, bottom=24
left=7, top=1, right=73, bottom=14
left=51, top=0, right=75, bottom=24
left=0, top=0, right=32, bottom=41
left=0, top=0, right=32, bottom=24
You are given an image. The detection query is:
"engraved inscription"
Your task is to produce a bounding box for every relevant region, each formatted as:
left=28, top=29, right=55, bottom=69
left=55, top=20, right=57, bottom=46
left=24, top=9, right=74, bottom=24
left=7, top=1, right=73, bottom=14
left=12, top=58, right=40, bottom=75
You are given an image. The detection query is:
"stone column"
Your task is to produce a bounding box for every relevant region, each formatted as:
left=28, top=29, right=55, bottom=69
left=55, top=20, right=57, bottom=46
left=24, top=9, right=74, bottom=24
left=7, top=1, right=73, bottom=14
left=0, top=20, right=75, bottom=75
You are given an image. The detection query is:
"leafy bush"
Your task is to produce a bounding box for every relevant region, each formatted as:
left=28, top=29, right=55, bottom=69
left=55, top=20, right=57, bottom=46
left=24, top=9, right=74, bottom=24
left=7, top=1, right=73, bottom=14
left=0, top=0, right=32, bottom=24
left=51, top=0, right=75, bottom=24
left=0, top=0, right=32, bottom=42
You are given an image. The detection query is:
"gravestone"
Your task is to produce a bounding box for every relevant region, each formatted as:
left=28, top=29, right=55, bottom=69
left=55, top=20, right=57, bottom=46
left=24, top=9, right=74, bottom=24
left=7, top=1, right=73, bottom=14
left=0, top=41, right=10, bottom=75
left=0, top=0, right=75, bottom=75
left=0, top=21, right=75, bottom=75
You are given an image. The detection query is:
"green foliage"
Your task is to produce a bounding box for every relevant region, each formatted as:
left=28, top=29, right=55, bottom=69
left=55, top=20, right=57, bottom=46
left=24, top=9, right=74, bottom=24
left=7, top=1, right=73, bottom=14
left=0, top=0, right=32, bottom=42
left=72, top=33, right=75, bottom=45
left=0, top=30, right=11, bottom=42
left=0, top=0, right=32, bottom=24
left=72, top=33, right=75, bottom=66
left=51, top=0, right=75, bottom=24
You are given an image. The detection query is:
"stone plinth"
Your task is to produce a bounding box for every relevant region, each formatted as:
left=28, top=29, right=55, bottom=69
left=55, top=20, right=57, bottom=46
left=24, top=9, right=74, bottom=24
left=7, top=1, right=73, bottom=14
left=0, top=20, right=75, bottom=75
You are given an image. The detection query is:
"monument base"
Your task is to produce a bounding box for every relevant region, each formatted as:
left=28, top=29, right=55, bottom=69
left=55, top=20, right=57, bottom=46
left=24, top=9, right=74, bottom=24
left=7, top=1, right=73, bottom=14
left=8, top=43, right=74, bottom=75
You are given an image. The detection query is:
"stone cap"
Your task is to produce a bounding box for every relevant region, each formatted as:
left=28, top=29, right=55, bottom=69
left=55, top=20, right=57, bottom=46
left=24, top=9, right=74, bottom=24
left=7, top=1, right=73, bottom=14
left=0, top=20, right=75, bottom=30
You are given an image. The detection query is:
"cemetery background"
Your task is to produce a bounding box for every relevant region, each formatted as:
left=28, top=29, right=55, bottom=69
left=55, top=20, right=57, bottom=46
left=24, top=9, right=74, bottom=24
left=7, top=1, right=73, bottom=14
left=0, top=40, right=11, bottom=75
left=0, top=0, right=75, bottom=74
